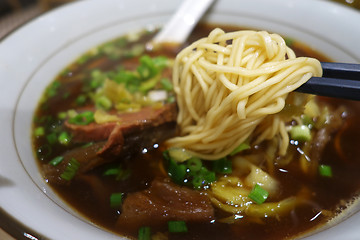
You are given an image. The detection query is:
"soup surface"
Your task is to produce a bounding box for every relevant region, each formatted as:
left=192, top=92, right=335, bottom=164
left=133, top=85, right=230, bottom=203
left=32, top=24, right=360, bottom=239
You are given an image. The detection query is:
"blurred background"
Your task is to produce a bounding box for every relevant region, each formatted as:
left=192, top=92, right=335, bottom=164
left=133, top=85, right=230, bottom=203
left=0, top=0, right=359, bottom=39
left=0, top=0, right=75, bottom=38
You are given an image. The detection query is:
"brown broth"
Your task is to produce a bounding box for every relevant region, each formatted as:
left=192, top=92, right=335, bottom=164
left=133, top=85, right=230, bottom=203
left=33, top=23, right=360, bottom=239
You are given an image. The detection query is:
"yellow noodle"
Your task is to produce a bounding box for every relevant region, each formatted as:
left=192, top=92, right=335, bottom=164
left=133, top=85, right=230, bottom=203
left=167, top=28, right=322, bottom=160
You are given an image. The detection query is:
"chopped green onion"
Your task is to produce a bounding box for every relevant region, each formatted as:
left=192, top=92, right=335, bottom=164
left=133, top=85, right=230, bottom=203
left=186, top=157, right=202, bottom=173
left=60, top=68, right=71, bottom=77
left=165, top=149, right=216, bottom=189
left=57, top=111, right=67, bottom=120
left=290, top=125, right=311, bottom=142
left=138, top=226, right=151, bottom=240
left=168, top=221, right=188, bottom=233
left=168, top=158, right=187, bottom=184
left=199, top=167, right=216, bottom=183
left=60, top=158, right=80, bottom=181
left=301, top=115, right=314, bottom=129
left=137, top=56, right=155, bottom=79
left=160, top=78, right=173, bottom=91
left=46, top=81, right=61, bottom=97
left=192, top=168, right=216, bottom=189
left=115, top=168, right=131, bottom=181
left=75, top=94, right=87, bottom=106
left=110, top=192, right=123, bottom=208
left=192, top=175, right=205, bottom=189
left=113, top=69, right=139, bottom=85
left=103, top=165, right=131, bottom=180
left=248, top=184, right=269, bottom=204
left=67, top=109, right=78, bottom=119
left=138, top=76, right=160, bottom=93
left=77, top=54, right=92, bottom=64
left=213, top=157, right=232, bottom=174
left=103, top=168, right=120, bottom=176
left=34, top=127, right=45, bottom=137
left=89, top=70, right=106, bottom=89
left=153, top=56, right=168, bottom=70
left=230, top=143, right=250, bottom=156
left=167, top=95, right=176, bottom=103
left=49, top=156, right=64, bottom=166
left=319, top=164, right=332, bottom=177
left=68, top=111, right=94, bottom=125
left=58, top=131, right=71, bottom=145
left=129, top=44, right=145, bottom=57
left=95, top=96, right=112, bottom=110
left=46, top=132, right=57, bottom=145
left=115, top=37, right=127, bottom=47
left=81, top=142, right=94, bottom=148
left=285, top=37, right=294, bottom=47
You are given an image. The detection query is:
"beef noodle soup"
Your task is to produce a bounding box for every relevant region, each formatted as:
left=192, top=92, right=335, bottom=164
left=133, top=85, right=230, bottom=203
left=32, top=24, right=360, bottom=240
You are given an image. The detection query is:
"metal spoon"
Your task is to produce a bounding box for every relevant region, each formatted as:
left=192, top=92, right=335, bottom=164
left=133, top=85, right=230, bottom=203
left=147, top=0, right=215, bottom=50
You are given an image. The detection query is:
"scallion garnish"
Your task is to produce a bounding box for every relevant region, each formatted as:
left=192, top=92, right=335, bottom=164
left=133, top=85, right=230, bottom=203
left=46, top=132, right=57, bottom=145
left=110, top=192, right=123, bottom=208
left=81, top=142, right=94, bottom=148
left=248, top=184, right=269, bottom=204
left=34, top=127, right=45, bottom=137
left=167, top=95, right=176, bottom=103
left=230, top=143, right=250, bottom=156
left=192, top=167, right=216, bottom=189
left=68, top=111, right=94, bottom=125
left=290, top=125, right=311, bottom=142
left=167, top=158, right=187, bottom=185
left=301, top=114, right=314, bottom=129
left=95, top=96, right=112, bottom=110
left=285, top=37, right=294, bottom=47
left=49, top=156, right=64, bottom=166
left=165, top=149, right=216, bottom=189
left=160, top=78, right=173, bottom=91
left=60, top=158, right=80, bottom=181
left=186, top=157, right=202, bottom=172
left=319, top=164, right=332, bottom=177
left=168, top=221, right=188, bottom=233
left=198, top=167, right=216, bottom=184
left=46, top=81, right=61, bottom=97
left=103, top=168, right=120, bottom=176
left=58, top=131, right=71, bottom=145
left=138, top=226, right=151, bottom=240
left=213, top=157, right=232, bottom=174
left=75, top=94, right=87, bottom=106
left=57, top=111, right=67, bottom=120
left=89, top=70, right=106, bottom=89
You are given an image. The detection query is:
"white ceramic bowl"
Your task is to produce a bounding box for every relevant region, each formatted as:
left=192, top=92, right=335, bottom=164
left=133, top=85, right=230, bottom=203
left=0, top=0, right=360, bottom=239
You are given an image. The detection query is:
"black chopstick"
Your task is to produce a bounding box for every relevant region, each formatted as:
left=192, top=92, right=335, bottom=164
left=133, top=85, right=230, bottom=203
left=296, top=62, right=360, bottom=100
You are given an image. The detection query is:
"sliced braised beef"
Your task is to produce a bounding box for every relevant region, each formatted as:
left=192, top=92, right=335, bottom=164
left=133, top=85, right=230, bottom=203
left=43, top=104, right=177, bottom=184
left=65, top=103, right=177, bottom=153
left=67, top=102, right=177, bottom=158
left=116, top=178, right=215, bottom=232
left=308, top=106, right=345, bottom=162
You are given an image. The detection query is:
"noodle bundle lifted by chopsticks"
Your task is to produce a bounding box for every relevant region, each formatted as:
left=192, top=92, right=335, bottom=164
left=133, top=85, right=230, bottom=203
left=167, top=28, right=322, bottom=160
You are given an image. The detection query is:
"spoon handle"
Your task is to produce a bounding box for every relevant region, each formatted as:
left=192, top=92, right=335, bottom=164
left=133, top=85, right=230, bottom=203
left=151, top=0, right=215, bottom=45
